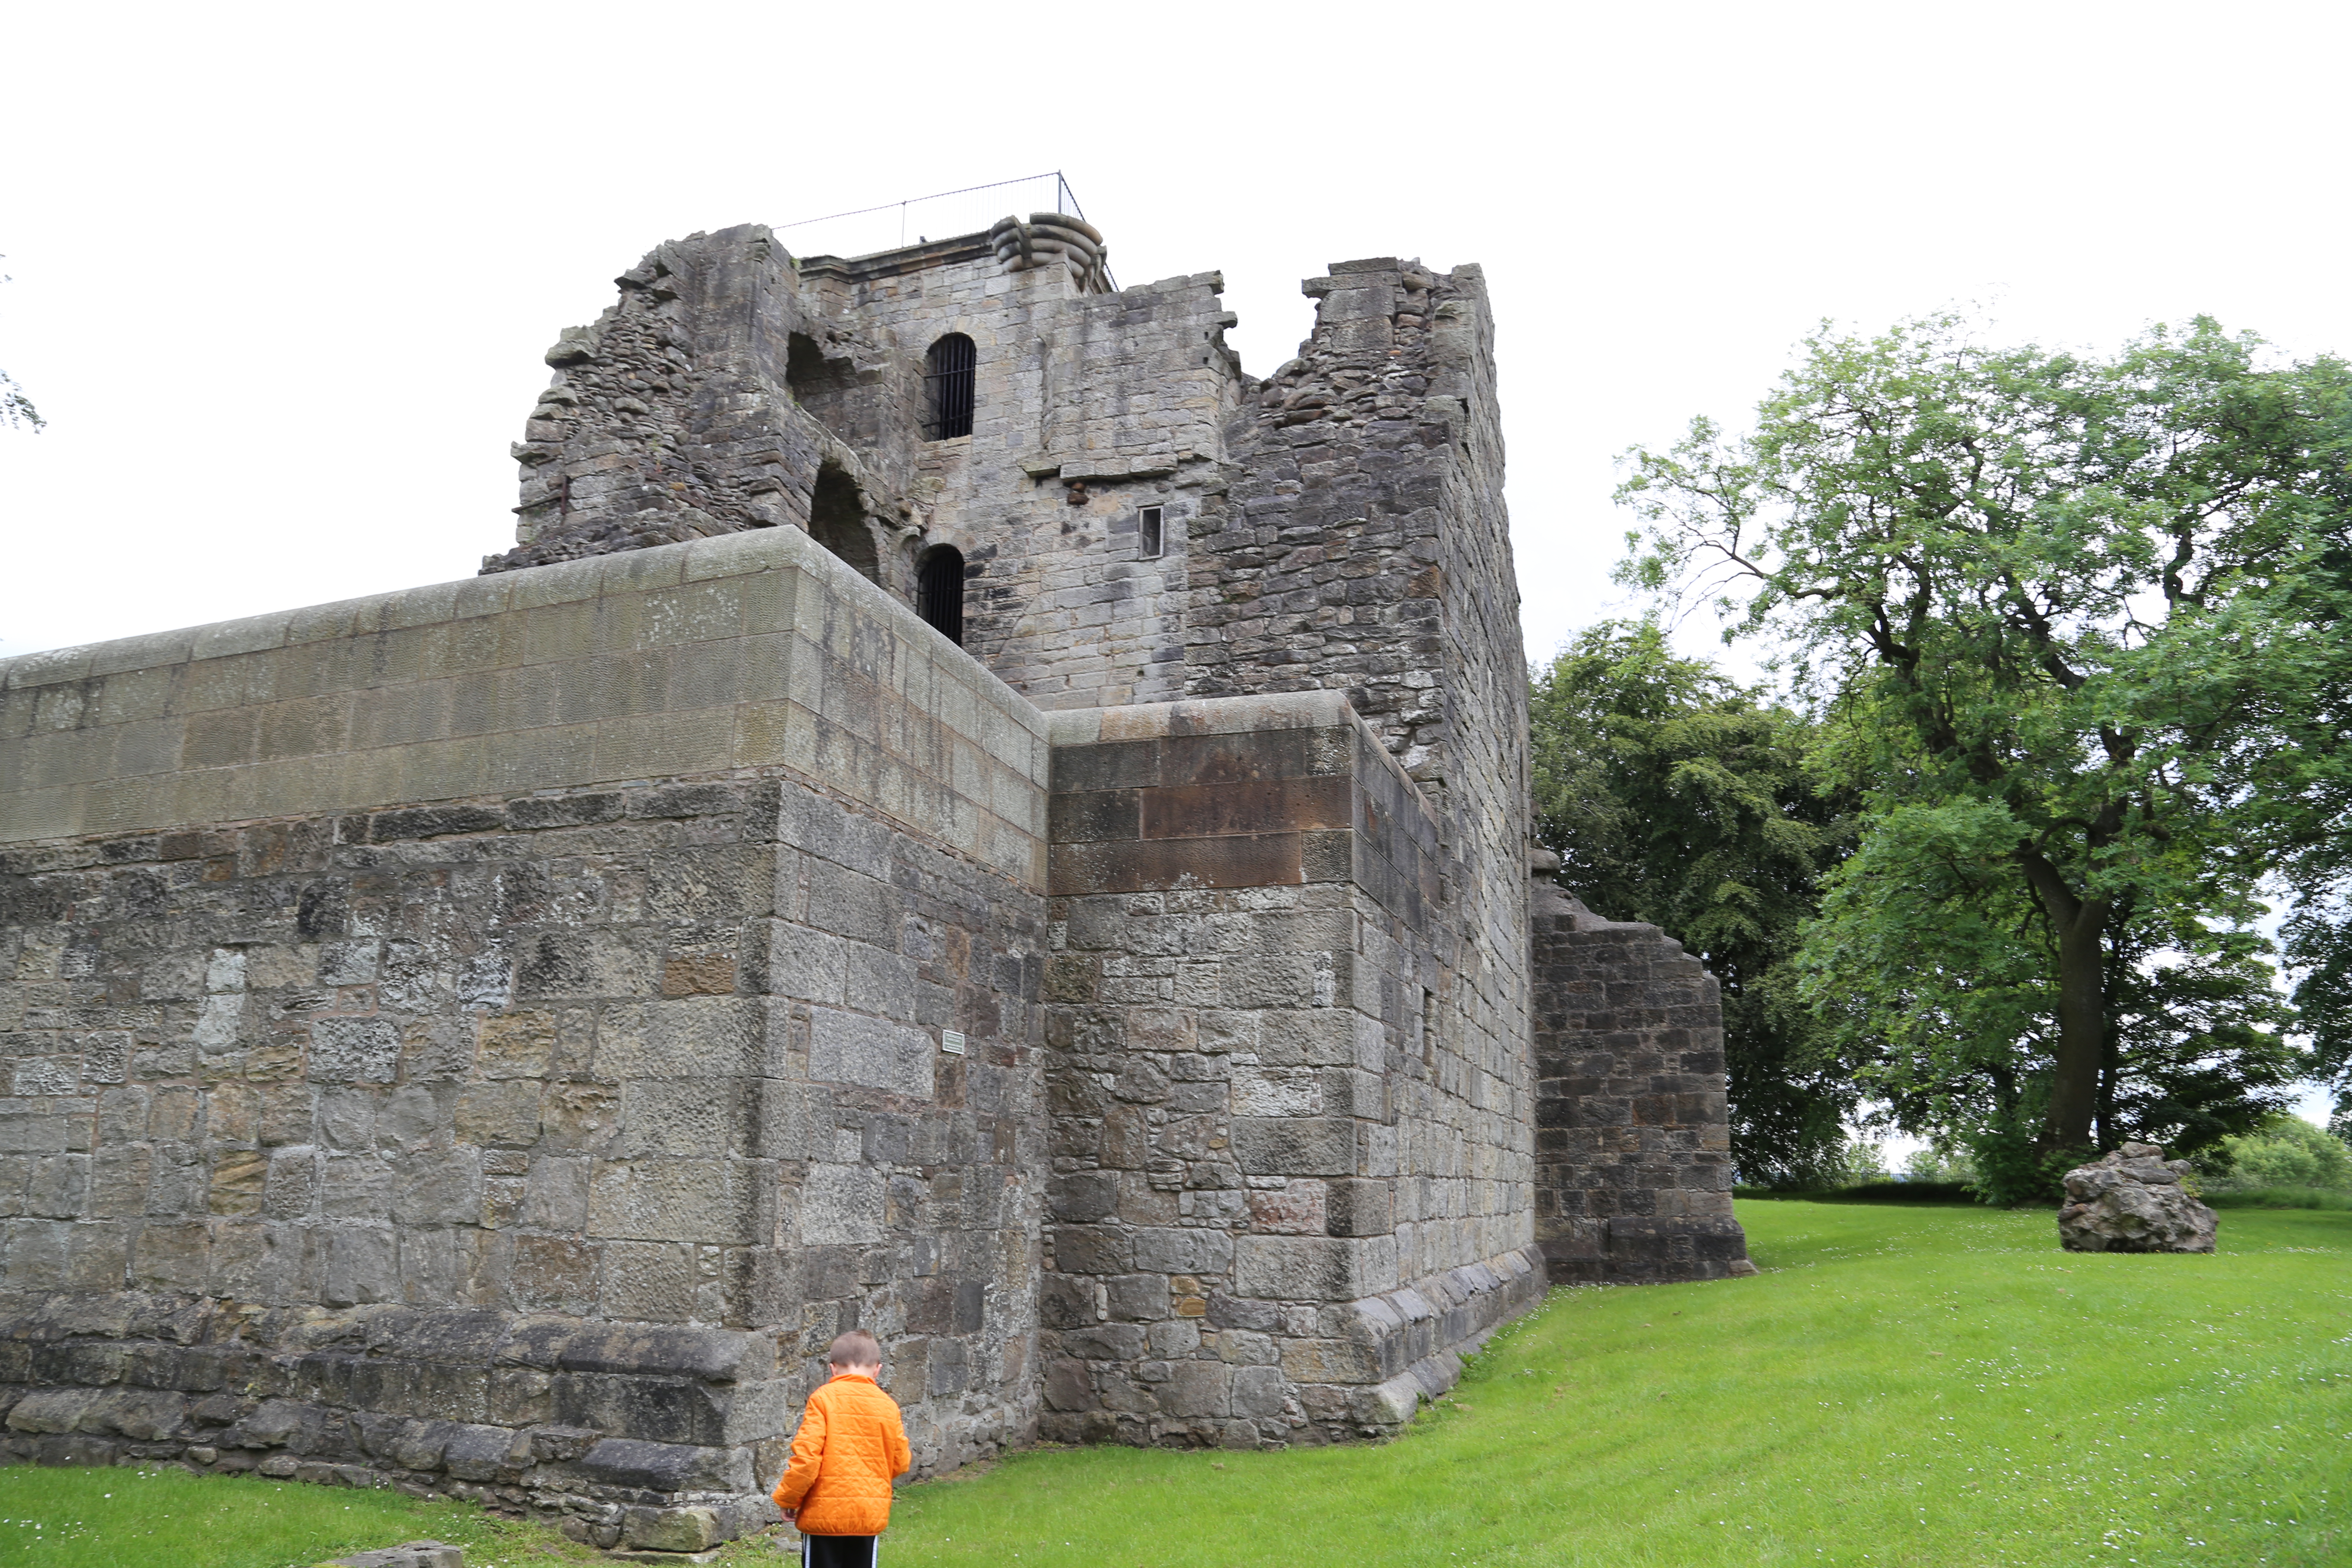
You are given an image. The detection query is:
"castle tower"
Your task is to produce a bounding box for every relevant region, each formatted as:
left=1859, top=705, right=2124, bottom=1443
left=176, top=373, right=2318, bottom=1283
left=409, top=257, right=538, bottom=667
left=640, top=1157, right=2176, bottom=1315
left=0, top=214, right=1743, bottom=1542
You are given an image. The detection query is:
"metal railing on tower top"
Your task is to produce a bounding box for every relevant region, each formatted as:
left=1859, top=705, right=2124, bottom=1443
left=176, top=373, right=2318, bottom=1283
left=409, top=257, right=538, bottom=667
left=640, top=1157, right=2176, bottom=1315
left=775, top=172, right=1112, bottom=287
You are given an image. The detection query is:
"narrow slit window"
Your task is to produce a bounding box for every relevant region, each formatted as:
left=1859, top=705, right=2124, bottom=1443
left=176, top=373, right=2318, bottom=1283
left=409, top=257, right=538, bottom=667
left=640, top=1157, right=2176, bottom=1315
left=924, top=334, right=976, bottom=440
left=1138, top=505, right=1164, bottom=559
left=918, top=545, right=965, bottom=646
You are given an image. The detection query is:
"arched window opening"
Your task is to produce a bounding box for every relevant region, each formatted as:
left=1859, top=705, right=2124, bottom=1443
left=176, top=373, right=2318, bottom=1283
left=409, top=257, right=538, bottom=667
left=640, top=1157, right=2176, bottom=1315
left=918, top=545, right=966, bottom=646
left=923, top=334, right=976, bottom=441
left=810, top=462, right=879, bottom=582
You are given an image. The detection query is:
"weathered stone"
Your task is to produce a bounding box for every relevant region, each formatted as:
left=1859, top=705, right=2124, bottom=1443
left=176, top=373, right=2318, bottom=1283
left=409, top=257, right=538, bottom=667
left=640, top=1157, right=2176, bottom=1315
left=328, top=1544, right=464, bottom=1568
left=2058, top=1143, right=2217, bottom=1253
left=1529, top=879, right=1752, bottom=1284
left=622, top=1505, right=722, bottom=1553
left=0, top=212, right=1753, bottom=1529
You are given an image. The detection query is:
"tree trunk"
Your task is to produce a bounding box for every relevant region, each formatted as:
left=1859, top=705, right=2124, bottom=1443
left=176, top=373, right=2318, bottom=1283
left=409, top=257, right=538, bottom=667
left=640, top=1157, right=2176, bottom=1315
left=2095, top=1023, right=2120, bottom=1149
left=2018, top=851, right=2108, bottom=1154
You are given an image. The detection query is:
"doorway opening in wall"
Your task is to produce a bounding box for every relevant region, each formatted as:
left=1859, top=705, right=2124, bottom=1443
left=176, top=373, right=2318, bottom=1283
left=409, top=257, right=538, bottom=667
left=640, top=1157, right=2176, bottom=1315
left=924, top=334, right=976, bottom=440
left=918, top=545, right=966, bottom=646
left=810, top=462, right=879, bottom=582
left=1138, top=505, right=1164, bottom=559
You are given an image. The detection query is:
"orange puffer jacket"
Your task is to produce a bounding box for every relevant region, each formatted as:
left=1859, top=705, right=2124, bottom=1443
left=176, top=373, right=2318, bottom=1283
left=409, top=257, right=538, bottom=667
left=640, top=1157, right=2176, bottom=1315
left=772, top=1373, right=912, bottom=1537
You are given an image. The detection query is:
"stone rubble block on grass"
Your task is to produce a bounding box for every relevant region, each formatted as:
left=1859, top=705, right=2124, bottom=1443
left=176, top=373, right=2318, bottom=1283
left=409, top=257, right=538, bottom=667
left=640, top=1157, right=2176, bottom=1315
left=329, top=1544, right=465, bottom=1568
left=2058, top=1142, right=2218, bottom=1253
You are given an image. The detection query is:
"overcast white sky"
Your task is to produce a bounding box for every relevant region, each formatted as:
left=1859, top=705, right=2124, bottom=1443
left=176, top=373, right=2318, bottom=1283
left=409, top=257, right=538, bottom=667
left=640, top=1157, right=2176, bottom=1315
left=3, top=3, right=2345, bottom=1128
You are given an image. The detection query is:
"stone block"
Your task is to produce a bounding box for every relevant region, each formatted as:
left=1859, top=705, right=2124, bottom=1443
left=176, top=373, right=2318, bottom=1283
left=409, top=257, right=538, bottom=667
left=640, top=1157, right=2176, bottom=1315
left=763, top=922, right=846, bottom=1005
left=1050, top=1171, right=1119, bottom=1224
left=1234, top=1236, right=1398, bottom=1302
left=5, top=1387, right=96, bottom=1433
left=623, top=1506, right=723, bottom=1552
left=619, top=1078, right=748, bottom=1158
left=328, top=1543, right=464, bottom=1568
left=1057, top=1323, right=1146, bottom=1363
left=1231, top=1364, right=1288, bottom=1418
left=1324, top=1178, right=1393, bottom=1237
left=807, top=1008, right=933, bottom=1099
left=578, top=1436, right=754, bottom=1494
left=598, top=1241, right=694, bottom=1321
left=1158, top=1360, right=1231, bottom=1418
left=310, top=1018, right=401, bottom=1084
left=441, top=1422, right=524, bottom=1481
left=595, top=998, right=762, bottom=1079
left=1130, top=1228, right=1233, bottom=1275
left=797, top=1162, right=885, bottom=1246
left=1231, top=1117, right=1355, bottom=1177
left=588, top=1158, right=750, bottom=1245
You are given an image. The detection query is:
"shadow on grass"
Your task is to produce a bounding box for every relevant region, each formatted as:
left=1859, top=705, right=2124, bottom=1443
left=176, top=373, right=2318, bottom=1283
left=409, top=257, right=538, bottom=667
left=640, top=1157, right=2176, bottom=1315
left=1734, top=1180, right=1984, bottom=1205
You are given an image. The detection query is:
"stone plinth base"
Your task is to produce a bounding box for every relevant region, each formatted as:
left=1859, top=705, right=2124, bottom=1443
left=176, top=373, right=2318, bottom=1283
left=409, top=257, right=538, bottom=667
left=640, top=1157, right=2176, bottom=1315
left=1539, top=1217, right=1756, bottom=1285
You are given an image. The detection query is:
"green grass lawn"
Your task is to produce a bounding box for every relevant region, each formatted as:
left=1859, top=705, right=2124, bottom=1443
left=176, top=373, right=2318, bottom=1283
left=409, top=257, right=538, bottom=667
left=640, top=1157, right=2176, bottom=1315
left=3, top=1200, right=2344, bottom=1568
left=889, top=1200, right=2348, bottom=1568
left=0, top=1467, right=585, bottom=1568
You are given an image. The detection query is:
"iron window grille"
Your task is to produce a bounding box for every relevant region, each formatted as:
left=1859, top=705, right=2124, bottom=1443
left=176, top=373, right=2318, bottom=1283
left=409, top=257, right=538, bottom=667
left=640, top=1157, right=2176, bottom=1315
left=924, top=334, right=976, bottom=440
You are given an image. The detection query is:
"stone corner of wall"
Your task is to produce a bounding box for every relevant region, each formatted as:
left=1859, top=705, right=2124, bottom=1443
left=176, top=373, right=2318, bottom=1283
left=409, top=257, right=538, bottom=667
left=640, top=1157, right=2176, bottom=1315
left=1539, top=1215, right=1754, bottom=1287
left=1341, top=1243, right=1549, bottom=1434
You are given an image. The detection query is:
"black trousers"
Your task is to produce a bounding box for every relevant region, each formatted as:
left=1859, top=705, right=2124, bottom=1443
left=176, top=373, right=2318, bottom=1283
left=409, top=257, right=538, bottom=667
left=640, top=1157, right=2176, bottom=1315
left=801, top=1534, right=878, bottom=1568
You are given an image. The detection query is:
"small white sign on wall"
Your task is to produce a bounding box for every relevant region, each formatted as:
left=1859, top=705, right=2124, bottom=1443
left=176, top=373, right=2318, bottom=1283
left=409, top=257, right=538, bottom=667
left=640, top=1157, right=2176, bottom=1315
left=940, top=1029, right=966, bottom=1056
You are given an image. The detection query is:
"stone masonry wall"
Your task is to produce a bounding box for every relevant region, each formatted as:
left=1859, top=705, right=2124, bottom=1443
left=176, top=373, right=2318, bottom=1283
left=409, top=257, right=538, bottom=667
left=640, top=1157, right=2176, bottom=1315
left=1038, top=694, right=1540, bottom=1449
left=0, top=215, right=1763, bottom=1537
left=0, top=527, right=1055, bottom=1547
left=795, top=242, right=1241, bottom=710
left=1529, top=880, right=1752, bottom=1284
left=485, top=226, right=910, bottom=578
left=491, top=224, right=1247, bottom=715
left=1190, top=259, right=1535, bottom=1295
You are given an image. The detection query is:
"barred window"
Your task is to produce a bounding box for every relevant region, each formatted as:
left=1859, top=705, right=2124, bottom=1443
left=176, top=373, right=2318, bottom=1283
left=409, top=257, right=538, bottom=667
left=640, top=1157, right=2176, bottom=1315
left=923, top=334, right=976, bottom=440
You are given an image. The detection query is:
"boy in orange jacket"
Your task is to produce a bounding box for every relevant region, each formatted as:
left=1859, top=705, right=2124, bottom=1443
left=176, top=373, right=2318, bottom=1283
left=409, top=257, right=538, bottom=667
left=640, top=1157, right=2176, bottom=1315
left=773, top=1329, right=912, bottom=1567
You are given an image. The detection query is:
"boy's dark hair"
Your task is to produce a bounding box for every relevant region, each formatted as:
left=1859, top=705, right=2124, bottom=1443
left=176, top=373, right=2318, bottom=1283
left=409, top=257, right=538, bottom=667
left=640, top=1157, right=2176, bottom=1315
left=827, top=1329, right=882, bottom=1368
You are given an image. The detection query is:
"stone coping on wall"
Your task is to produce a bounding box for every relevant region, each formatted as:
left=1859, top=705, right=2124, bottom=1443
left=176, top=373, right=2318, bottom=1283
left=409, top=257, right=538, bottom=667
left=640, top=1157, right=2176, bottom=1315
left=0, top=527, right=1050, bottom=889
left=1044, top=691, right=1439, bottom=923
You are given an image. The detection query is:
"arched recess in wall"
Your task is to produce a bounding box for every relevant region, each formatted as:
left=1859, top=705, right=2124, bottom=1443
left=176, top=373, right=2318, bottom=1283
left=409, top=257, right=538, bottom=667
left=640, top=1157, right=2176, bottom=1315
left=917, top=545, right=965, bottom=646
left=810, top=462, right=879, bottom=582
left=786, top=331, right=854, bottom=441
left=923, top=334, right=976, bottom=440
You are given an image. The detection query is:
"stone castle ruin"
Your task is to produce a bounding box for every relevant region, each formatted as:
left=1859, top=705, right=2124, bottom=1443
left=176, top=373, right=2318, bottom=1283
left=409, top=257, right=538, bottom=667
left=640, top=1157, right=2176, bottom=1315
left=0, top=214, right=1749, bottom=1549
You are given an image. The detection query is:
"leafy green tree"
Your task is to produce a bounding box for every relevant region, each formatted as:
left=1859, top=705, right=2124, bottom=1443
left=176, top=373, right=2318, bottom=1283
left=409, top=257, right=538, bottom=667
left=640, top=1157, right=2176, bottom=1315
left=2202, top=1113, right=2352, bottom=1191
left=1616, top=313, right=2346, bottom=1191
left=1530, top=620, right=1855, bottom=1185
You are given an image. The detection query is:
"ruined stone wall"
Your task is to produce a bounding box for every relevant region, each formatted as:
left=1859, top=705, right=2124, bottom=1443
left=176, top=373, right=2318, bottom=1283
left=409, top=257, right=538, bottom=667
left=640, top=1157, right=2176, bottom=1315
left=1528, top=881, right=1752, bottom=1284
left=486, top=226, right=912, bottom=579
left=1187, top=261, right=1534, bottom=1292
left=0, top=217, right=1769, bottom=1532
left=1036, top=694, right=1540, bottom=1449
left=0, top=527, right=1054, bottom=1547
left=490, top=225, right=1246, bottom=717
